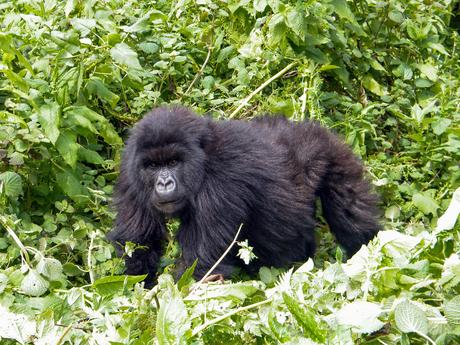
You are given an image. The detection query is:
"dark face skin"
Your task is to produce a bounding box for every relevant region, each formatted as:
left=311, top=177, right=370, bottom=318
left=139, top=148, right=187, bottom=216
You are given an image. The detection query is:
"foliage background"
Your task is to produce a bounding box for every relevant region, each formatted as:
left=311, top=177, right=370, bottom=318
left=0, top=0, right=459, bottom=344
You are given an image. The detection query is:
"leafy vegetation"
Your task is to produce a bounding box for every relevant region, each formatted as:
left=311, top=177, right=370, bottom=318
left=0, top=0, right=459, bottom=343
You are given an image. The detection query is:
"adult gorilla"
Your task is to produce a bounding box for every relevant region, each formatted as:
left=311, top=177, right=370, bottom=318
left=108, top=106, right=380, bottom=283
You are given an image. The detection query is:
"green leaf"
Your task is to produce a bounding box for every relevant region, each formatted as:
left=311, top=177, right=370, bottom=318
left=55, top=169, right=87, bottom=202
left=86, top=77, right=120, bottom=108
left=431, top=118, right=451, bottom=135
left=177, top=260, right=197, bottom=291
left=336, top=301, right=384, bottom=334
left=417, top=64, right=438, bottom=81
left=78, top=147, right=104, bottom=164
left=254, top=0, right=267, bottom=12
left=38, top=103, right=60, bottom=145
left=445, top=296, right=460, bottom=325
left=157, top=278, right=190, bottom=345
left=385, top=205, right=400, bottom=220
left=0, top=172, right=23, bottom=198
left=56, top=131, right=80, bottom=168
left=282, top=293, right=326, bottom=342
left=394, top=301, right=428, bottom=335
left=268, top=13, right=287, bottom=45
left=110, top=43, right=142, bottom=70
left=20, top=269, right=49, bottom=297
left=388, top=10, right=404, bottom=23
left=363, top=75, right=386, bottom=96
left=412, top=193, right=439, bottom=216
left=331, top=0, right=356, bottom=23
left=93, top=275, right=147, bottom=296
left=259, top=266, right=273, bottom=285
left=36, top=258, right=63, bottom=281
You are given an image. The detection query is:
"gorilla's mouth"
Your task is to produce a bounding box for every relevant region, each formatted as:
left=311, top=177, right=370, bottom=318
left=155, top=198, right=185, bottom=214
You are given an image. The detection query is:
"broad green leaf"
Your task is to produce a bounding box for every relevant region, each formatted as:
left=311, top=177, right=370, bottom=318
left=20, top=269, right=49, bottom=297
left=336, top=301, right=384, bottom=334
left=78, top=147, right=104, bottom=164
left=385, top=205, right=400, bottom=220
left=0, top=171, right=23, bottom=198
left=110, top=43, right=142, bottom=70
left=394, top=301, right=428, bottom=335
left=444, top=296, right=460, bottom=325
left=56, top=131, right=80, bottom=168
left=417, top=64, right=438, bottom=81
left=254, top=0, right=267, bottom=12
left=431, top=118, right=451, bottom=135
left=55, top=169, right=87, bottom=202
left=177, top=260, right=197, bottom=291
left=93, top=275, right=147, bottom=296
left=363, top=75, right=386, bottom=96
left=268, top=13, right=287, bottom=45
left=100, top=122, right=123, bottom=146
left=388, top=10, right=404, bottom=23
left=283, top=292, right=326, bottom=342
left=38, top=103, right=60, bottom=144
left=157, top=279, right=190, bottom=345
left=331, top=0, right=356, bottom=23
left=63, top=263, right=85, bottom=277
left=36, top=258, right=63, bottom=281
left=86, top=77, right=120, bottom=108
left=412, top=193, right=439, bottom=216
left=66, top=112, right=98, bottom=133
left=259, top=266, right=273, bottom=285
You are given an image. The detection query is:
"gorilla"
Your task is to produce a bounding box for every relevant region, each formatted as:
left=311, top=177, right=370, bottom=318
left=107, top=106, right=380, bottom=283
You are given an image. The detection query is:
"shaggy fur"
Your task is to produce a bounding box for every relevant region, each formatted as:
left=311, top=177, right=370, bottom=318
left=107, top=106, right=380, bottom=283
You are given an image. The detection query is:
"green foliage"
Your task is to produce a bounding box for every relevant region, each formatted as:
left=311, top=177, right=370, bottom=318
left=0, top=0, right=459, bottom=344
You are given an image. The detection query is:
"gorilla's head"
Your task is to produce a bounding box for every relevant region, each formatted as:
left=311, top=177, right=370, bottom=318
left=123, top=107, right=211, bottom=216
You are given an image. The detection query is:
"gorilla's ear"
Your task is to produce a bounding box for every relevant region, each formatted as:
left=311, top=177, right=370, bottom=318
left=197, top=119, right=214, bottom=152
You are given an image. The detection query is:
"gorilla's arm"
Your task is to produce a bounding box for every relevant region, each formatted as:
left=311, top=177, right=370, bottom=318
left=107, top=163, right=166, bottom=283
left=176, top=174, right=249, bottom=279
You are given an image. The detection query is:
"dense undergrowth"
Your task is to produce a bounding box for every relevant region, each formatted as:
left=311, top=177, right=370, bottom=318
left=0, top=0, right=459, bottom=344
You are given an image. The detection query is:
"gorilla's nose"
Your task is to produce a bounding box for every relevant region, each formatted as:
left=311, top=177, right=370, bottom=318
left=156, top=176, right=176, bottom=195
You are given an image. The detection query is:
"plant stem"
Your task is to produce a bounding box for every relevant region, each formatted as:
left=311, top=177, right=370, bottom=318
left=229, top=62, right=298, bottom=118
left=191, top=298, right=272, bottom=336
left=191, top=224, right=243, bottom=292
left=0, top=215, right=30, bottom=265
left=87, top=232, right=95, bottom=284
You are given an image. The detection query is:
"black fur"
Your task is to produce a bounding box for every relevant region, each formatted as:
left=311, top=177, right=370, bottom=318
left=107, top=106, right=380, bottom=283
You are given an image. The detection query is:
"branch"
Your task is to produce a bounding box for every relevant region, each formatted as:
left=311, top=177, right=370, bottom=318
left=229, top=62, right=298, bottom=118
left=191, top=298, right=272, bottom=336
left=191, top=224, right=243, bottom=292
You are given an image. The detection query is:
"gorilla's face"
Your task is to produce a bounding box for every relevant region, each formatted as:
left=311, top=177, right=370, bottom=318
left=140, top=153, right=186, bottom=215
left=126, top=107, right=210, bottom=216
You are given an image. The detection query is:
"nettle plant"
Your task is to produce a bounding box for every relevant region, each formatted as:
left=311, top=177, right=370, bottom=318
left=0, top=0, right=459, bottom=344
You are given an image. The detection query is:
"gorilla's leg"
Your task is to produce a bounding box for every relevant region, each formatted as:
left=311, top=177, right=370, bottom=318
left=319, top=140, right=380, bottom=256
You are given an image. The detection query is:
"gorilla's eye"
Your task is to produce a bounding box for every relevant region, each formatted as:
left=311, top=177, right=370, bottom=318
left=168, top=159, right=178, bottom=167
left=145, top=161, right=157, bottom=169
